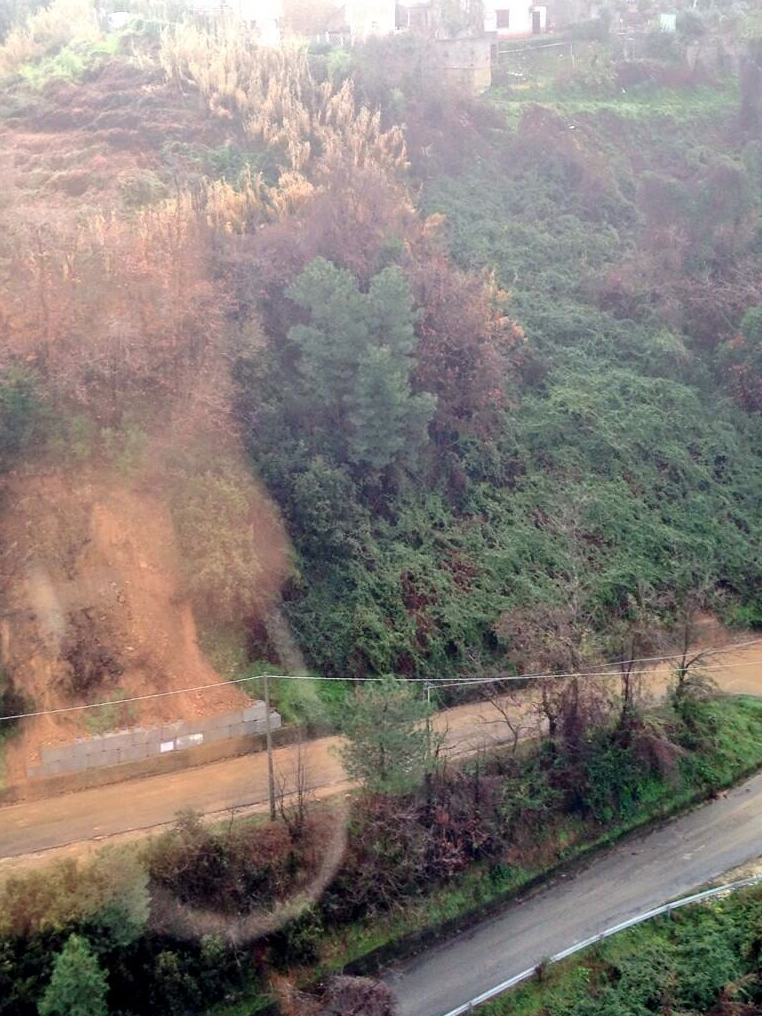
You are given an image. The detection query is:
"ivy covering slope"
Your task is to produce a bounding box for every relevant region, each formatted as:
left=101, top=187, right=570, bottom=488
left=239, top=40, right=762, bottom=684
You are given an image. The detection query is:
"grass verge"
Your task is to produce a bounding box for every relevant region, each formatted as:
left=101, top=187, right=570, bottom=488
left=478, top=877, right=762, bottom=1015
left=487, top=79, right=740, bottom=125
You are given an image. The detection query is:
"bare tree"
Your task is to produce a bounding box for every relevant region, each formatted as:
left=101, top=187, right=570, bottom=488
left=603, top=583, right=667, bottom=732
left=483, top=682, right=527, bottom=755
left=274, top=731, right=314, bottom=841
left=276, top=975, right=399, bottom=1016
left=316, top=976, right=399, bottom=1016
left=494, top=601, right=604, bottom=749
left=670, top=584, right=717, bottom=705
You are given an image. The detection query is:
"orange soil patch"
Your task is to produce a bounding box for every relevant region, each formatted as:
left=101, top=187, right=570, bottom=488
left=0, top=468, right=288, bottom=783
left=0, top=56, right=289, bottom=785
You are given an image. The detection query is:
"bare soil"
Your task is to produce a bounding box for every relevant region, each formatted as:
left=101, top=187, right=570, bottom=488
left=0, top=467, right=287, bottom=782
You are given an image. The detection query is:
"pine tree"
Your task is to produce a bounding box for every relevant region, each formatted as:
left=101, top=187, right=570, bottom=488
left=286, top=257, right=435, bottom=470
left=38, top=935, right=108, bottom=1016
left=348, top=346, right=434, bottom=469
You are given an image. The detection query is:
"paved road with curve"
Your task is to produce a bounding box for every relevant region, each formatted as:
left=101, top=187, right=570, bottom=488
left=385, top=769, right=762, bottom=1016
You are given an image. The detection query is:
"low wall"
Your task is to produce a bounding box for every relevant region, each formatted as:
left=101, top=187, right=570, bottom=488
left=0, top=722, right=303, bottom=807
left=26, top=702, right=281, bottom=779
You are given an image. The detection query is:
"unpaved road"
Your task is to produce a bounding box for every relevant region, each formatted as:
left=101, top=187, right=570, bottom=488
left=385, top=770, right=762, bottom=1016
left=2, top=637, right=761, bottom=871
left=0, top=695, right=532, bottom=871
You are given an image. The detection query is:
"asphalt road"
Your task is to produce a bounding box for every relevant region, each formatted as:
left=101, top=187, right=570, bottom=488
left=385, top=771, right=762, bottom=1016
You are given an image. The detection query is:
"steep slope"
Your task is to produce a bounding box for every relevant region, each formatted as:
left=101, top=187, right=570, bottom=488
left=0, top=467, right=288, bottom=782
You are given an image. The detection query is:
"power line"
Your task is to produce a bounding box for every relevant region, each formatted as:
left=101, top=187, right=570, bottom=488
left=1, top=636, right=761, bottom=724
left=435, top=655, right=762, bottom=689
left=431, top=636, right=762, bottom=688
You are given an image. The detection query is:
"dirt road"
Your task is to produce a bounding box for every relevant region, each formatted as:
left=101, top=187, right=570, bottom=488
left=2, top=636, right=762, bottom=871
left=385, top=770, right=762, bottom=1016
left=0, top=695, right=527, bottom=871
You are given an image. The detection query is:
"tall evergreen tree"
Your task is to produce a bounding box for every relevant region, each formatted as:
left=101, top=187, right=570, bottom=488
left=286, top=258, right=435, bottom=471
left=38, top=935, right=108, bottom=1016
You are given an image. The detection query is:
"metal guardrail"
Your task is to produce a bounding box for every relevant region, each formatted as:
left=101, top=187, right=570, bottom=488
left=439, top=873, right=762, bottom=1016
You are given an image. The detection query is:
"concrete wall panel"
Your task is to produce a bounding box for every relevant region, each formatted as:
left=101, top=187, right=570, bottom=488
left=28, top=704, right=280, bottom=779
left=243, top=702, right=266, bottom=723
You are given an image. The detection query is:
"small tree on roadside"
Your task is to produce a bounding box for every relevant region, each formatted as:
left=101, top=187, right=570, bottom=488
left=338, top=674, right=441, bottom=795
left=668, top=580, right=717, bottom=710
left=602, top=584, right=667, bottom=732
left=38, top=934, right=108, bottom=1016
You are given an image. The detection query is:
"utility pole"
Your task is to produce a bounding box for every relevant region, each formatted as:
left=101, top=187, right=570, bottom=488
left=425, top=680, right=433, bottom=754
left=263, top=673, right=276, bottom=822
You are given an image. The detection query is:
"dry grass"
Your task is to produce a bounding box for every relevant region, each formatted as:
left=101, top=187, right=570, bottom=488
left=0, top=0, right=99, bottom=76
left=159, top=19, right=406, bottom=182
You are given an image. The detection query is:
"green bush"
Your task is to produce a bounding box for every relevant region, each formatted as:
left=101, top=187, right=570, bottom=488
left=0, top=672, right=27, bottom=756
left=0, top=368, right=46, bottom=469
left=168, top=453, right=274, bottom=625
left=18, top=33, right=121, bottom=90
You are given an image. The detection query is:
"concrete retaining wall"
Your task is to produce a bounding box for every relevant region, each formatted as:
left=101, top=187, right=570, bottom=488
left=1, top=723, right=315, bottom=807
left=27, top=702, right=281, bottom=779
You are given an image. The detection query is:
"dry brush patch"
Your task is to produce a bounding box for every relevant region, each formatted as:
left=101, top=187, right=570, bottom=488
left=159, top=21, right=406, bottom=178
left=0, top=0, right=98, bottom=77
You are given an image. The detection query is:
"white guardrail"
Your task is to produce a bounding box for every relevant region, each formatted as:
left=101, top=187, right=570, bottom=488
left=440, top=873, right=762, bottom=1016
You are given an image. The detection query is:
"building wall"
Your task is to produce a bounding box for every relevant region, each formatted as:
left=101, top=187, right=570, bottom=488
left=397, top=1, right=433, bottom=30
left=239, top=0, right=283, bottom=42
left=346, top=0, right=396, bottom=38
left=434, top=35, right=493, bottom=94
left=484, top=0, right=547, bottom=38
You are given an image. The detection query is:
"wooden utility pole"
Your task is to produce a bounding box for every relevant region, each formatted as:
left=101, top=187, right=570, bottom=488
left=263, top=673, right=276, bottom=821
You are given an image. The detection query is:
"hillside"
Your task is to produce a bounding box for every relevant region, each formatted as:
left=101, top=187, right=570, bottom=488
left=245, top=36, right=762, bottom=686
left=2, top=4, right=762, bottom=1014
left=0, top=4, right=761, bottom=749
left=0, top=16, right=293, bottom=777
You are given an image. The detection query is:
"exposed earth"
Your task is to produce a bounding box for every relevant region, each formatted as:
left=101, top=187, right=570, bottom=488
left=0, top=467, right=288, bottom=783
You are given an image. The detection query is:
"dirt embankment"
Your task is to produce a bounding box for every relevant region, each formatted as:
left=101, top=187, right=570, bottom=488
left=0, top=468, right=288, bottom=783
left=0, top=57, right=293, bottom=786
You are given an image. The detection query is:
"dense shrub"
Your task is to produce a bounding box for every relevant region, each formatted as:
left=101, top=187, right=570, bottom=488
left=0, top=368, right=46, bottom=469
left=508, top=889, right=762, bottom=1016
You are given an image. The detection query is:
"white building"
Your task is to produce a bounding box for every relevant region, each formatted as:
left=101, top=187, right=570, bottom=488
left=239, top=0, right=283, bottom=42
left=483, top=0, right=547, bottom=38
left=183, top=0, right=283, bottom=43
left=345, top=0, right=396, bottom=39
